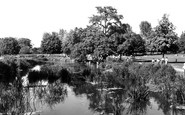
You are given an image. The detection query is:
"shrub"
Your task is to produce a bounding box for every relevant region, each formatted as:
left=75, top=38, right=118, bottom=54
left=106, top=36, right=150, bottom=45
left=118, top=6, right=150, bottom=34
left=153, top=64, right=176, bottom=84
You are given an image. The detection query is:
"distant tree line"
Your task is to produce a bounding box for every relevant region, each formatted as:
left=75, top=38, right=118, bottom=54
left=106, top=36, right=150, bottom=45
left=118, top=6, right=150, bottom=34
left=1, top=6, right=185, bottom=62
left=0, top=37, right=32, bottom=55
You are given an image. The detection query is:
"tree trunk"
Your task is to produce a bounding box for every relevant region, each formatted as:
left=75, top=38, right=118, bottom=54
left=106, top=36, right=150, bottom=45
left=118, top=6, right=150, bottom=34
left=119, top=54, right=122, bottom=61
left=162, top=53, right=165, bottom=58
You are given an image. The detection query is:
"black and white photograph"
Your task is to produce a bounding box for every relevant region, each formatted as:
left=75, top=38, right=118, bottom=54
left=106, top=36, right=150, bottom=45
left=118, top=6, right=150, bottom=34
left=0, top=0, right=185, bottom=115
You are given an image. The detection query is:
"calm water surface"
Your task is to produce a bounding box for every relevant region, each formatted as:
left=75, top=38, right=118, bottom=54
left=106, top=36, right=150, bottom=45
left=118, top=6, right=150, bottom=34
left=0, top=64, right=185, bottom=115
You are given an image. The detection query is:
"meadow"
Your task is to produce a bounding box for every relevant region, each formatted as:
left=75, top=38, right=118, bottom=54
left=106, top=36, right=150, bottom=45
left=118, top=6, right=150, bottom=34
left=134, top=54, right=185, bottom=71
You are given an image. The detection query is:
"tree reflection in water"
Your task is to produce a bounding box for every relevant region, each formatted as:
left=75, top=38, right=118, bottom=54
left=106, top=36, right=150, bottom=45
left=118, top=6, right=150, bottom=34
left=71, top=81, right=150, bottom=115
left=0, top=77, right=68, bottom=114
left=3, top=62, right=185, bottom=115
left=27, top=63, right=151, bottom=115
left=35, top=80, right=68, bottom=109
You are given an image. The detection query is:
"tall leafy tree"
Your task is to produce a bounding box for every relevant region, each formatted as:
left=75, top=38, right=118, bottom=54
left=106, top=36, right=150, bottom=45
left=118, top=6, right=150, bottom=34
left=110, top=23, right=131, bottom=58
left=118, top=33, right=145, bottom=56
left=81, top=26, right=104, bottom=55
left=64, top=26, right=105, bottom=62
left=155, top=14, right=175, bottom=36
left=41, top=32, right=61, bottom=54
left=89, top=6, right=129, bottom=60
left=89, top=6, right=124, bottom=37
left=0, top=37, right=20, bottom=55
left=62, top=28, right=84, bottom=55
left=154, top=14, right=178, bottom=57
left=139, top=21, right=152, bottom=39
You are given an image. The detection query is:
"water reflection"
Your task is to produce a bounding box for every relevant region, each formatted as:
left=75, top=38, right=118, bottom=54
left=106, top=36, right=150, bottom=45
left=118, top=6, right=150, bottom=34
left=1, top=63, right=185, bottom=115
left=33, top=80, right=68, bottom=109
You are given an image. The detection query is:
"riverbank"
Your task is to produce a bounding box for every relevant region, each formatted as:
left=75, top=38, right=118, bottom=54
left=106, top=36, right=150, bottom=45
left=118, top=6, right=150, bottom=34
left=0, top=55, right=47, bottom=83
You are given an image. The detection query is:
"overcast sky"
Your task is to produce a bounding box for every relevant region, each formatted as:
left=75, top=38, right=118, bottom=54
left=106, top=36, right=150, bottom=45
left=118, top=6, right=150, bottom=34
left=0, top=0, right=185, bottom=47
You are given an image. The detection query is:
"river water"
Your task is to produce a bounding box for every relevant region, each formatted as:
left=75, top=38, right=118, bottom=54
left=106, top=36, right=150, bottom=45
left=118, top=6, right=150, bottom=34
left=0, top=63, right=185, bottom=115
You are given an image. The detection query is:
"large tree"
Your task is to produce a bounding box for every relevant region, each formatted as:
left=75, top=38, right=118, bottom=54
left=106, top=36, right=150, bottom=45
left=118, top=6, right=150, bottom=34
left=62, top=28, right=84, bottom=55
left=110, top=23, right=132, bottom=58
left=89, top=6, right=128, bottom=60
left=89, top=6, right=124, bottom=37
left=64, top=6, right=146, bottom=62
left=153, top=14, right=178, bottom=57
left=63, top=26, right=105, bottom=62
left=118, top=33, right=145, bottom=56
left=0, top=37, right=20, bottom=55
left=41, top=32, right=61, bottom=54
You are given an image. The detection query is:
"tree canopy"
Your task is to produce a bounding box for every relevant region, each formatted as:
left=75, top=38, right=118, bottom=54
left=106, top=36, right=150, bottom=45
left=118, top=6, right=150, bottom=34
left=147, top=14, right=178, bottom=57
left=89, top=6, right=125, bottom=37
left=18, top=38, right=32, bottom=48
left=118, top=33, right=145, bottom=56
left=0, top=37, right=20, bottom=55
left=41, top=32, right=61, bottom=54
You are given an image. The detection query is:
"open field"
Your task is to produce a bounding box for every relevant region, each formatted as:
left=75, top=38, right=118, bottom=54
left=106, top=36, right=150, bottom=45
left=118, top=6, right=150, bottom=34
left=135, top=54, right=185, bottom=74
left=135, top=54, right=185, bottom=63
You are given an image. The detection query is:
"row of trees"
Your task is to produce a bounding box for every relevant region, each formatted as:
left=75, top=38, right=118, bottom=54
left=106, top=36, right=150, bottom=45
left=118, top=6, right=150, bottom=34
left=40, top=7, right=146, bottom=62
left=40, top=6, right=182, bottom=62
left=0, top=37, right=32, bottom=55
left=1, top=6, right=185, bottom=61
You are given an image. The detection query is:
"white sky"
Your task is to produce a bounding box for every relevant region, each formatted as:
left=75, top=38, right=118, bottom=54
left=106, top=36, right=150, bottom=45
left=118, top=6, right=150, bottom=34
left=0, top=0, right=185, bottom=47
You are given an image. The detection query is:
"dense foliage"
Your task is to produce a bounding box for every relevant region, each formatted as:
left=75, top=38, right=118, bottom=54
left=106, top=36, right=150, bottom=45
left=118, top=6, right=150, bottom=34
left=0, top=37, right=33, bottom=55
left=41, top=32, right=61, bottom=54
left=146, top=14, right=179, bottom=56
left=0, top=37, right=20, bottom=55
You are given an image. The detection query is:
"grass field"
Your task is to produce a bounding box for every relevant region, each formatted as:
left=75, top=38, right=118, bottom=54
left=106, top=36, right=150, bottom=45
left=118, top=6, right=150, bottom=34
left=135, top=54, right=185, bottom=62
left=135, top=54, right=185, bottom=73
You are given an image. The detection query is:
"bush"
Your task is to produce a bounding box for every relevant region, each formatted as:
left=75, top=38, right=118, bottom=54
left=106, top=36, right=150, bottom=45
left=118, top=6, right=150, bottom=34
left=153, top=64, right=176, bottom=84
